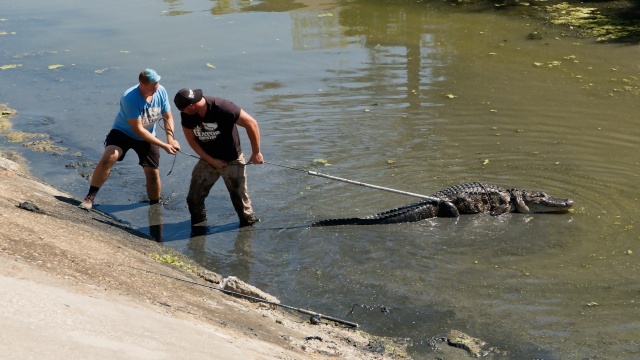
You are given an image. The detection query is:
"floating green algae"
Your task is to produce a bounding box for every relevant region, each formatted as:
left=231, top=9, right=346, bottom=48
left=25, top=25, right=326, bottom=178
left=545, top=2, right=640, bottom=41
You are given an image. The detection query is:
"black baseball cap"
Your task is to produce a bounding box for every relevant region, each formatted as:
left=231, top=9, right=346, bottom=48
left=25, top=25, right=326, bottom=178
left=174, top=88, right=203, bottom=110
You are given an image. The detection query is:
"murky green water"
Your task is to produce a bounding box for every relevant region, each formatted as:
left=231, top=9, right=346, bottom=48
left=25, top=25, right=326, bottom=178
left=1, top=0, right=638, bottom=358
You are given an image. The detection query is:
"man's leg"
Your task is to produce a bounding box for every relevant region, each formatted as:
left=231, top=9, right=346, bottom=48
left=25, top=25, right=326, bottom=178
left=143, top=166, right=161, bottom=203
left=220, top=157, right=256, bottom=227
left=135, top=139, right=162, bottom=204
left=79, top=145, right=122, bottom=210
left=187, top=159, right=219, bottom=225
left=148, top=202, right=163, bottom=242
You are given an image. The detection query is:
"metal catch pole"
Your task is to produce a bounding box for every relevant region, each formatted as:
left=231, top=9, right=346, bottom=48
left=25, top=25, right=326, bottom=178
left=265, top=161, right=440, bottom=202
left=169, top=154, right=439, bottom=202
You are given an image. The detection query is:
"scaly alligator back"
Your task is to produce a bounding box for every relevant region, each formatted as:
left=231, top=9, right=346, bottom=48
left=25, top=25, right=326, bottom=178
left=432, top=182, right=513, bottom=215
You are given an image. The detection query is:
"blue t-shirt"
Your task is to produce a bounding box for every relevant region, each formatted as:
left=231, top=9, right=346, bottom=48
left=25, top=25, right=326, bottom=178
left=112, top=84, right=171, bottom=140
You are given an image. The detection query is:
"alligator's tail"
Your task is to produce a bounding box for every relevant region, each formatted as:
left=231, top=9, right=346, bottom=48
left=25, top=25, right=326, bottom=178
left=311, top=217, right=381, bottom=227
left=311, top=200, right=459, bottom=227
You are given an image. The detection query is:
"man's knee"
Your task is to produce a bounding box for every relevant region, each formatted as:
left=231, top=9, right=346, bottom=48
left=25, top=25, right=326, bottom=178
left=144, top=167, right=160, bottom=182
left=97, top=153, right=118, bottom=169
left=101, top=145, right=122, bottom=163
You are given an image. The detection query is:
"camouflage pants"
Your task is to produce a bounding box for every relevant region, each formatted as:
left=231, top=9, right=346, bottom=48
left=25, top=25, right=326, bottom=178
left=187, top=155, right=255, bottom=225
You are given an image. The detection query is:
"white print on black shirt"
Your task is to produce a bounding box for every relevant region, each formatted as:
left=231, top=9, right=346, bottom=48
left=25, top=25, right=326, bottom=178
left=193, top=123, right=220, bottom=142
left=141, top=107, right=162, bottom=127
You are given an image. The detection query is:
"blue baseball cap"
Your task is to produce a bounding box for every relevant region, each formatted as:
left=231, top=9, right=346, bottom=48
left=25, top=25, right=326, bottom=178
left=144, top=68, right=161, bottom=83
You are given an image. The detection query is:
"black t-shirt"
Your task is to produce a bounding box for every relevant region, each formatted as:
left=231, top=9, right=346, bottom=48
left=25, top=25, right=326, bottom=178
left=181, top=96, right=243, bottom=162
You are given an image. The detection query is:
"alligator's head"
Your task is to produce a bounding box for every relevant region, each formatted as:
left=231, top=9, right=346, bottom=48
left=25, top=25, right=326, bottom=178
left=510, top=189, right=574, bottom=213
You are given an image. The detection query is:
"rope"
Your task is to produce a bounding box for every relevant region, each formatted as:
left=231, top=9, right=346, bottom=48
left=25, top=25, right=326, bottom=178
left=178, top=149, right=200, bottom=159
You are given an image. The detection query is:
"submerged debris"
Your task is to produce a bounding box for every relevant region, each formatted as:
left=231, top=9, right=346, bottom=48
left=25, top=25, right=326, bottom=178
left=0, top=105, right=17, bottom=132
left=527, top=31, right=544, bottom=39
left=312, top=158, right=331, bottom=166
left=429, top=329, right=503, bottom=358
left=22, top=139, right=68, bottom=154
left=5, top=132, right=47, bottom=143
left=0, top=64, right=22, bottom=70
left=65, top=161, right=94, bottom=169
left=446, top=330, right=488, bottom=357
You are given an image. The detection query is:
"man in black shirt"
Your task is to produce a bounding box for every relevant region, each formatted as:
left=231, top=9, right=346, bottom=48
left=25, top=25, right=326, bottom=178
left=174, top=88, right=263, bottom=227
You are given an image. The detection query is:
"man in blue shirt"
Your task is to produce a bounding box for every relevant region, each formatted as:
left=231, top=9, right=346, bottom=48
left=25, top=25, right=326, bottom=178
left=79, top=69, right=180, bottom=210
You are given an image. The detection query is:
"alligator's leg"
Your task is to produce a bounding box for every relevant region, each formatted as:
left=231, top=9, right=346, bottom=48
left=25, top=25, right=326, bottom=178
left=510, top=190, right=531, bottom=213
left=371, top=200, right=457, bottom=223
left=489, top=205, right=511, bottom=216
left=488, top=191, right=513, bottom=215
left=438, top=201, right=459, bottom=217
left=489, top=193, right=513, bottom=215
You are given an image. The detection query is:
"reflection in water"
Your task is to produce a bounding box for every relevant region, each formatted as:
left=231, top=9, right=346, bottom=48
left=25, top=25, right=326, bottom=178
left=148, top=203, right=164, bottom=242
left=228, top=229, right=255, bottom=282
left=187, top=225, right=256, bottom=283
left=190, top=223, right=208, bottom=238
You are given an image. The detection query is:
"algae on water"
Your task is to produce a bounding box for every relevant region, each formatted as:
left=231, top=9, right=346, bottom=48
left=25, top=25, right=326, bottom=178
left=546, top=2, right=640, bottom=41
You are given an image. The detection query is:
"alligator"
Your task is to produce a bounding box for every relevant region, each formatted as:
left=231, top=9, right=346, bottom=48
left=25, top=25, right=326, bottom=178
left=312, top=182, right=574, bottom=226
